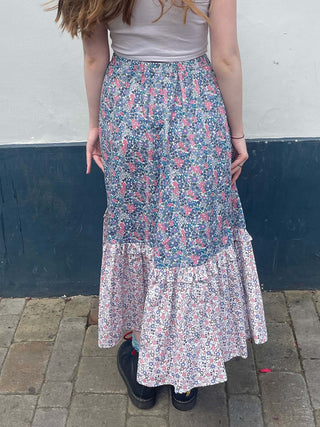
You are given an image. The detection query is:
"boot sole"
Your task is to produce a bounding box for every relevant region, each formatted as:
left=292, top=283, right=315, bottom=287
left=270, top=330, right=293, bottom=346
left=171, top=389, right=198, bottom=411
left=117, top=353, right=156, bottom=410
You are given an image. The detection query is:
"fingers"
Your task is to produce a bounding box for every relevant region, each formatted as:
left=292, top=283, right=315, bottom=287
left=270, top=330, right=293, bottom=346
left=87, top=152, right=104, bottom=175
left=230, top=137, right=248, bottom=185
left=231, top=167, right=241, bottom=185
left=86, top=147, right=92, bottom=174
left=86, top=132, right=105, bottom=174
left=231, top=163, right=243, bottom=175
left=86, top=128, right=101, bottom=174
left=93, top=155, right=104, bottom=173
left=231, top=157, right=247, bottom=173
left=230, top=153, right=248, bottom=184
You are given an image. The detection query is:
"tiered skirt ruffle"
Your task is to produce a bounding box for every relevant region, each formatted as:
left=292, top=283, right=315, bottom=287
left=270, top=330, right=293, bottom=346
left=98, top=219, right=268, bottom=393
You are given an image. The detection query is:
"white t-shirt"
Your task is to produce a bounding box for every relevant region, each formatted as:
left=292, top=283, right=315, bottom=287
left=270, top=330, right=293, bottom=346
left=107, top=0, right=211, bottom=62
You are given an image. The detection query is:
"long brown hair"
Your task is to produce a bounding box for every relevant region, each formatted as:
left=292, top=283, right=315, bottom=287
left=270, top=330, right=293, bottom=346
left=45, top=0, right=212, bottom=38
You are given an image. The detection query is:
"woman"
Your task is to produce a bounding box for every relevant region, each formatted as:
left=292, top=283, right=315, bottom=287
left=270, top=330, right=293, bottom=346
left=48, top=0, right=268, bottom=411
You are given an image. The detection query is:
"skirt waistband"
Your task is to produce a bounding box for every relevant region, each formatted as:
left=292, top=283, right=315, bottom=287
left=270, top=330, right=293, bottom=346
left=111, top=52, right=209, bottom=65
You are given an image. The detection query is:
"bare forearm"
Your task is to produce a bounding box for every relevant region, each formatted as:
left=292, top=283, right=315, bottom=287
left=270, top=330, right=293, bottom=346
left=84, top=55, right=109, bottom=129
left=211, top=55, right=244, bottom=137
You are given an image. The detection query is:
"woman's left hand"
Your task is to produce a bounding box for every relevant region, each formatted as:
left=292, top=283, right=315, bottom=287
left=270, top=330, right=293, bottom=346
left=230, top=138, right=249, bottom=185
left=86, top=127, right=104, bottom=174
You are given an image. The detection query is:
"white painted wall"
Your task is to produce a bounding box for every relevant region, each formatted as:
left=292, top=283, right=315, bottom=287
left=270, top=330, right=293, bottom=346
left=238, top=0, right=320, bottom=138
left=1, top=0, right=319, bottom=144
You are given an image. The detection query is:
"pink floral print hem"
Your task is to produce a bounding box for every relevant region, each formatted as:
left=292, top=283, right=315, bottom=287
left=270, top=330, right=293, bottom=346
left=98, top=224, right=268, bottom=393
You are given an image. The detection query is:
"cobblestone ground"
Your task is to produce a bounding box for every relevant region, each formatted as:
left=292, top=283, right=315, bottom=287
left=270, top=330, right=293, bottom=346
left=0, top=291, right=319, bottom=427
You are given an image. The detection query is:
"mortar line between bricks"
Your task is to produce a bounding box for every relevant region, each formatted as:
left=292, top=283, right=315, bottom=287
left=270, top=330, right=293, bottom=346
left=74, top=392, right=128, bottom=396
left=27, top=387, right=41, bottom=426
left=0, top=347, right=9, bottom=374
left=227, top=391, right=264, bottom=396
left=127, top=415, right=169, bottom=426
left=223, top=380, right=230, bottom=426
left=311, top=291, right=320, bottom=322
left=283, top=290, right=317, bottom=426
left=7, top=298, right=27, bottom=346
left=125, top=382, right=130, bottom=426
left=165, top=386, right=170, bottom=426
left=0, top=300, right=26, bottom=391
left=64, top=317, right=91, bottom=427
left=63, top=296, right=98, bottom=425
left=283, top=290, right=308, bottom=366
left=29, top=298, right=69, bottom=425
left=252, top=290, right=267, bottom=427
left=29, top=299, right=67, bottom=426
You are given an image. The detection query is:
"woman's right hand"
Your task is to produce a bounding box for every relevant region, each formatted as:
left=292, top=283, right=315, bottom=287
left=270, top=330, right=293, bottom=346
left=86, top=127, right=104, bottom=174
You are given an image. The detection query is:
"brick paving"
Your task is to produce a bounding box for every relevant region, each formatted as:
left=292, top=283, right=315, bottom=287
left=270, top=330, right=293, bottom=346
left=0, top=291, right=319, bottom=427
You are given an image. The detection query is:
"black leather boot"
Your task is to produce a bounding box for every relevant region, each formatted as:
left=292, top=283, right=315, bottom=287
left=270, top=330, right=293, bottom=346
left=171, top=386, right=198, bottom=411
left=117, top=339, right=156, bottom=409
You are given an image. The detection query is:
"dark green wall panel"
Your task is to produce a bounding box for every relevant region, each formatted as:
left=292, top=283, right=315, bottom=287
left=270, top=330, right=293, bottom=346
left=0, top=139, right=319, bottom=297
left=0, top=144, right=106, bottom=297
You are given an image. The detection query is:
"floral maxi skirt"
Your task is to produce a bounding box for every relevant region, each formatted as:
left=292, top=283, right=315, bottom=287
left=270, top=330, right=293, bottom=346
left=98, top=53, right=268, bottom=393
